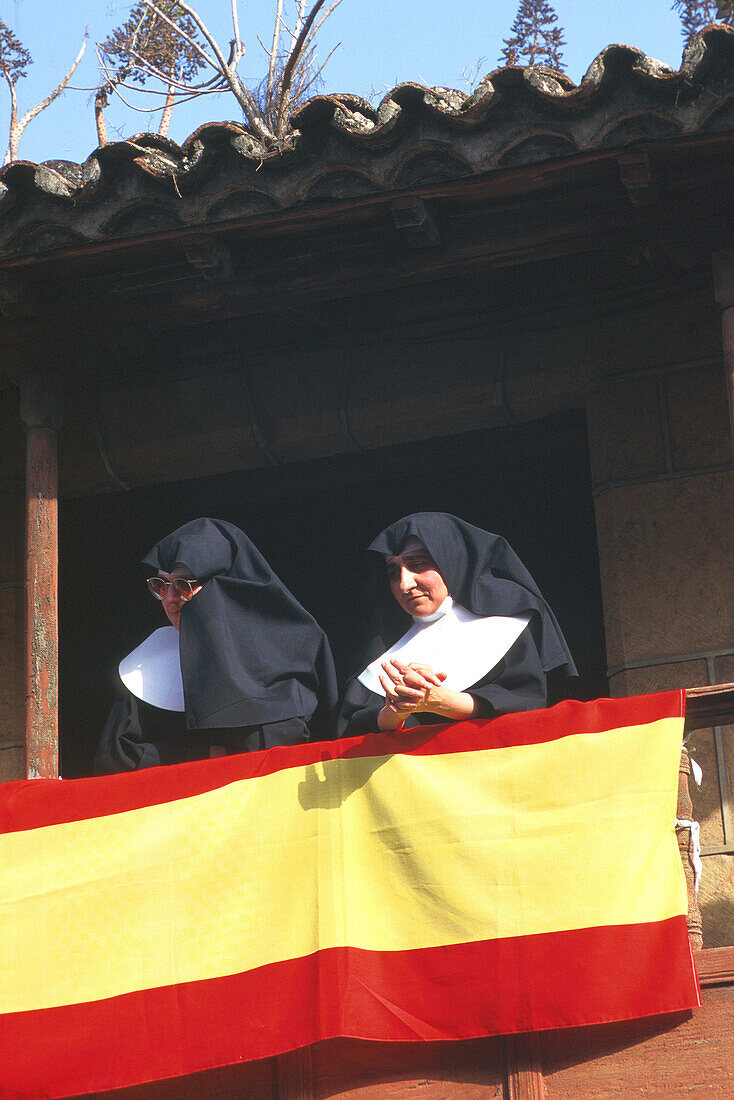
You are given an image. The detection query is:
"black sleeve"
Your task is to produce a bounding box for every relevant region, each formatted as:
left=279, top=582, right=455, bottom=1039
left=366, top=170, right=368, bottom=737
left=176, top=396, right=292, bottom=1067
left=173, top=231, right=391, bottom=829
left=336, top=677, right=384, bottom=738
left=93, top=688, right=198, bottom=774
left=307, top=633, right=340, bottom=740
left=95, top=689, right=314, bottom=773
left=93, top=689, right=165, bottom=774
left=466, top=626, right=547, bottom=717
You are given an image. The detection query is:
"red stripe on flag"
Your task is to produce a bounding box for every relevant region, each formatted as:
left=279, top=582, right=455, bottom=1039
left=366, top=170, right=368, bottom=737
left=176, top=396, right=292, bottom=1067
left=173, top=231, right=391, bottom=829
left=0, top=692, right=684, bottom=833
left=0, top=916, right=698, bottom=1099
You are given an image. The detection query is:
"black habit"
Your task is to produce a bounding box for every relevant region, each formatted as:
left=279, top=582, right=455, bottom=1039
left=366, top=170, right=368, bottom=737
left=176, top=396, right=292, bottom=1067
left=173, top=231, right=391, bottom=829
left=95, top=518, right=337, bottom=773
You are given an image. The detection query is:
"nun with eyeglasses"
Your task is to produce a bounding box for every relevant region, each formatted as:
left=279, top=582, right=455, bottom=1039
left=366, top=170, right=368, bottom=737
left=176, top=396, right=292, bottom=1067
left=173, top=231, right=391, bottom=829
left=337, top=512, right=577, bottom=737
left=94, top=517, right=338, bottom=773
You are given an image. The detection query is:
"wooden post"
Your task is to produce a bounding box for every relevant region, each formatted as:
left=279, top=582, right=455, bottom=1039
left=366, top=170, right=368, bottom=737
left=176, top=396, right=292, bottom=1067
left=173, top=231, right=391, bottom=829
left=20, top=373, right=62, bottom=780
left=677, top=747, right=703, bottom=950
left=505, top=1033, right=546, bottom=1100
left=276, top=1048, right=313, bottom=1099
left=712, top=250, right=734, bottom=462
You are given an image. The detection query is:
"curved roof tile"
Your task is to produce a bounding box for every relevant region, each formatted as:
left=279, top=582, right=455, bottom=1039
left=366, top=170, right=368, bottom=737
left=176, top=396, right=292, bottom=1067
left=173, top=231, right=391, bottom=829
left=0, top=27, right=732, bottom=257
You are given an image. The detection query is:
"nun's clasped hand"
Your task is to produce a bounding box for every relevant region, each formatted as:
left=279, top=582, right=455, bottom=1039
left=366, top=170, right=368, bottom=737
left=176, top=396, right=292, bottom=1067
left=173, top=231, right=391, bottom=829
left=378, top=659, right=447, bottom=717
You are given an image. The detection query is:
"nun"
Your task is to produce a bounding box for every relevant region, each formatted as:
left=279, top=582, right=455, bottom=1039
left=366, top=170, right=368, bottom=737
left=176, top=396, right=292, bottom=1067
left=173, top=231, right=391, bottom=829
left=95, top=518, right=338, bottom=773
left=338, top=512, right=576, bottom=736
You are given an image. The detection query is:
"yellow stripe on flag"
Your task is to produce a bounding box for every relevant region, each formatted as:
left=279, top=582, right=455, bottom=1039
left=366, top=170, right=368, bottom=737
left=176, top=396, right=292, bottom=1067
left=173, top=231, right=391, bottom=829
left=0, top=716, right=686, bottom=1014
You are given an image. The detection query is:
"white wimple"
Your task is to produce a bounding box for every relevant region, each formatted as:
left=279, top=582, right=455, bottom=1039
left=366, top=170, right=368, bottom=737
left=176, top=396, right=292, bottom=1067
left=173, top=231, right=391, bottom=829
left=358, top=597, right=531, bottom=695
left=119, top=626, right=185, bottom=712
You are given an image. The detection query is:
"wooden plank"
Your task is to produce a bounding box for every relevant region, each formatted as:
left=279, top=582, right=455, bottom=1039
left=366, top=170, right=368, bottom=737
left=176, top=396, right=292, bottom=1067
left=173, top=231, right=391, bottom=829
left=310, top=1037, right=504, bottom=1099
left=78, top=1056, right=278, bottom=1099
left=695, top=945, right=734, bottom=986
left=541, top=987, right=734, bottom=1098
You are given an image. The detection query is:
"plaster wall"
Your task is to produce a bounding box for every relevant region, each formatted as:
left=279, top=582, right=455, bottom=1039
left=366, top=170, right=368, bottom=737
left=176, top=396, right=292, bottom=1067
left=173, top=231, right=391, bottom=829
left=585, top=359, right=734, bottom=947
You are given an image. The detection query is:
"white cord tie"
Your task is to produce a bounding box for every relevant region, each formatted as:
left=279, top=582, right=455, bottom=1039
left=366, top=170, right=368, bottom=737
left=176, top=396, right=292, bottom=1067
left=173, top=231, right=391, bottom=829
left=675, top=818, right=702, bottom=893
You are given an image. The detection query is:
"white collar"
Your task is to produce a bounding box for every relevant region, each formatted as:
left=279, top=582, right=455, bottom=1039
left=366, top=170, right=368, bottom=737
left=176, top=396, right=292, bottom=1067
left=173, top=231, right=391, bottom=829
left=412, top=595, right=454, bottom=624
left=358, top=603, right=531, bottom=695
left=118, top=626, right=185, bottom=712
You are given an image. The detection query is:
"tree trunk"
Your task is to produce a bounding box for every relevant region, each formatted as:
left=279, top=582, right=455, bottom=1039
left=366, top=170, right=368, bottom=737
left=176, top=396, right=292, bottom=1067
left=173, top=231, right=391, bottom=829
left=4, top=78, right=18, bottom=165
left=95, top=89, right=109, bottom=147
left=158, top=84, right=175, bottom=137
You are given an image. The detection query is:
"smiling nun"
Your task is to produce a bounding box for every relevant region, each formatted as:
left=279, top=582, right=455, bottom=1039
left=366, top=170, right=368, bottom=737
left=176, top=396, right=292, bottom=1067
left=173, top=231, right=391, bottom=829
left=94, top=517, right=338, bottom=773
left=337, top=512, right=577, bottom=736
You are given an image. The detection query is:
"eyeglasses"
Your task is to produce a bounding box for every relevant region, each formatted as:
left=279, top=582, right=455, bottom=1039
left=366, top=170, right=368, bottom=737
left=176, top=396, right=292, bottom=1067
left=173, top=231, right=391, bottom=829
left=147, top=576, right=200, bottom=601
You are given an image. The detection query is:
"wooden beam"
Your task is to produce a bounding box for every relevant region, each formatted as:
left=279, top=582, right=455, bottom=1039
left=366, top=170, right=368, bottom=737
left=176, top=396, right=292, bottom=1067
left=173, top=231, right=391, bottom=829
left=20, top=372, right=62, bottom=779
left=684, top=683, right=734, bottom=732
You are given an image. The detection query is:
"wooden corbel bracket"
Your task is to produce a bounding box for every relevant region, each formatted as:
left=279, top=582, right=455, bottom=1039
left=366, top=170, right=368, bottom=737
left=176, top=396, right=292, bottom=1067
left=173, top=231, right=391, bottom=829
left=617, top=149, right=659, bottom=206
left=183, top=236, right=234, bottom=283
left=390, top=197, right=440, bottom=246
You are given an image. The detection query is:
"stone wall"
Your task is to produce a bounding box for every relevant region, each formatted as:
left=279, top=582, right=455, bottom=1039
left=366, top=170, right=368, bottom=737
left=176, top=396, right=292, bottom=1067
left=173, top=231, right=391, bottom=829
left=586, top=358, right=734, bottom=947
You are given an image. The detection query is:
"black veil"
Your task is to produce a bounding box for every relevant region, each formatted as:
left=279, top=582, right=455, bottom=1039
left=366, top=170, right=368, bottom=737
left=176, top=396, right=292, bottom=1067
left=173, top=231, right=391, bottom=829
left=365, top=512, right=576, bottom=677
left=143, top=518, right=338, bottom=732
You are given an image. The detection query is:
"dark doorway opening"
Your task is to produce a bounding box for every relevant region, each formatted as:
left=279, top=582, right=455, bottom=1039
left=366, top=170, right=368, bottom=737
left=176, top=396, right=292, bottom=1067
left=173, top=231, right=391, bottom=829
left=59, top=408, right=606, bottom=777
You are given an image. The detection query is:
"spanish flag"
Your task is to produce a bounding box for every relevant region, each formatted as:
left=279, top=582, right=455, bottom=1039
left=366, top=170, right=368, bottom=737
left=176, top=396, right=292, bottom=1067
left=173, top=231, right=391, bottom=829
left=0, top=693, right=699, bottom=1098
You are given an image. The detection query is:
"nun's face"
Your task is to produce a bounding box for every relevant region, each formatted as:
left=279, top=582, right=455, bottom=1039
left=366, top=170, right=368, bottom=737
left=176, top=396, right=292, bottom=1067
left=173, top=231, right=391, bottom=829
left=158, top=564, right=202, bottom=631
left=386, top=543, right=449, bottom=618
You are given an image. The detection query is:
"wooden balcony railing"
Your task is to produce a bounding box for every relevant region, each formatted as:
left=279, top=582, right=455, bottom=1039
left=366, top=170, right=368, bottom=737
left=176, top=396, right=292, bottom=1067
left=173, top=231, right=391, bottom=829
left=684, top=683, right=734, bottom=732
left=680, top=684, right=734, bottom=949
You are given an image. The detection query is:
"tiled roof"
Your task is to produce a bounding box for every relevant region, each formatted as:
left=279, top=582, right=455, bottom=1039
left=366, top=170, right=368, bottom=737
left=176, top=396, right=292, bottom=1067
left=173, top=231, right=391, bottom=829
left=0, top=26, right=732, bottom=258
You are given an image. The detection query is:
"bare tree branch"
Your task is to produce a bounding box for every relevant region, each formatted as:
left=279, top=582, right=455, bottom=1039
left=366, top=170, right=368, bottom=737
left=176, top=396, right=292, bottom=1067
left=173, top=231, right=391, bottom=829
left=142, top=0, right=271, bottom=135
left=7, top=32, right=87, bottom=163
left=298, top=42, right=339, bottom=97
left=274, top=0, right=331, bottom=133
left=302, top=0, right=343, bottom=57
left=294, top=0, right=307, bottom=37
left=267, top=0, right=285, bottom=105
left=98, top=4, right=234, bottom=142
left=108, top=79, right=215, bottom=113
left=231, top=0, right=244, bottom=57
left=98, top=0, right=345, bottom=148
left=124, top=47, right=223, bottom=93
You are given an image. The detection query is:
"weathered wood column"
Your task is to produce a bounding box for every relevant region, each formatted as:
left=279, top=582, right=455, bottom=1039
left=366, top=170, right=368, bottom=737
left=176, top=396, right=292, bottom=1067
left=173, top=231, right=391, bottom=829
left=677, top=747, right=703, bottom=949
left=20, top=372, right=62, bottom=779
left=713, top=250, right=734, bottom=462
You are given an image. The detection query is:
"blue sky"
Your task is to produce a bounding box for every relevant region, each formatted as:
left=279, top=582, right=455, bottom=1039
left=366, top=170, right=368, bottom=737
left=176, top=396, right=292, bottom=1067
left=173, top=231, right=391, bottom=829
left=1, top=1, right=691, bottom=164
